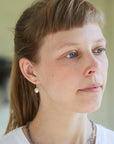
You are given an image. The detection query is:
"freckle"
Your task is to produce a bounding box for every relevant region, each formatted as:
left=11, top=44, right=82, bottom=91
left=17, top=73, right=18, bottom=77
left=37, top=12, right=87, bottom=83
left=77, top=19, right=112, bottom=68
left=51, top=73, right=55, bottom=78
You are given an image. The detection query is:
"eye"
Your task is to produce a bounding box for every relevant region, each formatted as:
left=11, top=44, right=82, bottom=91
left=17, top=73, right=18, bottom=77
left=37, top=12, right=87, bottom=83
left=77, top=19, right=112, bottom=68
left=93, top=48, right=106, bottom=54
left=65, top=51, right=78, bottom=58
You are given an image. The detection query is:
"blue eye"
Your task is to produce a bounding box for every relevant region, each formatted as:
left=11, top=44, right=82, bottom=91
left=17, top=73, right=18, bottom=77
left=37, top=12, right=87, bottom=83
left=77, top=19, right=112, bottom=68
left=65, top=51, right=78, bottom=58
left=94, top=48, right=105, bottom=54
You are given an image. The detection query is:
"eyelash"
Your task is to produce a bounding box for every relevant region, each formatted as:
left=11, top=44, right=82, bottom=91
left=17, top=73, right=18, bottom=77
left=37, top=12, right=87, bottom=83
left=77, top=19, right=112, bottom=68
left=65, top=48, right=106, bottom=59
left=93, top=47, right=106, bottom=54
left=65, top=50, right=78, bottom=58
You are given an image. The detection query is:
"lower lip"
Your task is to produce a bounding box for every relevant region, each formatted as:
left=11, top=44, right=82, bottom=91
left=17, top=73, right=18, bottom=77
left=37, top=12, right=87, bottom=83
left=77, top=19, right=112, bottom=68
left=79, top=86, right=102, bottom=93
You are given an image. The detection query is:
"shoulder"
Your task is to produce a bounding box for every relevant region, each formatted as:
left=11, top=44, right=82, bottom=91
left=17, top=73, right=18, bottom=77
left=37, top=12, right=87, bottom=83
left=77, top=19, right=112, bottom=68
left=97, top=124, right=114, bottom=136
left=96, top=124, right=114, bottom=143
left=0, top=127, right=29, bottom=144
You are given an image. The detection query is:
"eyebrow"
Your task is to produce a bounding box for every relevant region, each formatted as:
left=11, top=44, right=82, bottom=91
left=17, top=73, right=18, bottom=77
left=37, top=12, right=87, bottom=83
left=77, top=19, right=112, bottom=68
left=58, top=38, right=106, bottom=50
left=58, top=42, right=80, bottom=50
left=95, top=38, right=106, bottom=43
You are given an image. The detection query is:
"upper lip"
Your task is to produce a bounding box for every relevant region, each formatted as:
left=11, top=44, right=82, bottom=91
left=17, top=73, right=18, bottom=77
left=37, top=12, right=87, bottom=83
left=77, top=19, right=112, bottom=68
left=79, top=83, right=102, bottom=90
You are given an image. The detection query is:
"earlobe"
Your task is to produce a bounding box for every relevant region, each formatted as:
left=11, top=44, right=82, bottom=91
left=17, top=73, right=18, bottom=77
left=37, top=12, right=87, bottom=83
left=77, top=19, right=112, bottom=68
left=19, top=58, right=38, bottom=84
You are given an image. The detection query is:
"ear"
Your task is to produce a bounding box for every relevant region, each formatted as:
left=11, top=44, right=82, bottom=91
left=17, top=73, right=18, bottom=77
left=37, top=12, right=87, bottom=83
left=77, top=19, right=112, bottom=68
left=19, top=58, right=39, bottom=85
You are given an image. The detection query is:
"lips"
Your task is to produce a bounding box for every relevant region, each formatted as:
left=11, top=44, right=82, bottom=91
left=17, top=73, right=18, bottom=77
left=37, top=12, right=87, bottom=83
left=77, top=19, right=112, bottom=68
left=78, top=83, right=102, bottom=93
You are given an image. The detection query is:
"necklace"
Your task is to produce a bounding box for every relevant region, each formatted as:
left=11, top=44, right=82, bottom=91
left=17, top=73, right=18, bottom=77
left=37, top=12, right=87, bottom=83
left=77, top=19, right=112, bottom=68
left=90, top=120, right=96, bottom=144
left=26, top=122, right=35, bottom=144
left=26, top=120, right=96, bottom=144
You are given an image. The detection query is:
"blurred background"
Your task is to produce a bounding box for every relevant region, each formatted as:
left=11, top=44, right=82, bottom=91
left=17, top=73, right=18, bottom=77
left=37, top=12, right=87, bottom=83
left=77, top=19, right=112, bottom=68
left=0, top=0, right=114, bottom=137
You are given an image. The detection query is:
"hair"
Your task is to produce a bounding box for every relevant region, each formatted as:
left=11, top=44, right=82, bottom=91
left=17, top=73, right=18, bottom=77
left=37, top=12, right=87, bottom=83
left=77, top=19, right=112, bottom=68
left=5, top=0, right=104, bottom=134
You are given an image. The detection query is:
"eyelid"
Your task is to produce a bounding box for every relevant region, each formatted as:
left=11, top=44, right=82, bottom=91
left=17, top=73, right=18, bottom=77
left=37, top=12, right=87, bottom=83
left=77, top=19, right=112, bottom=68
left=57, top=49, right=76, bottom=57
left=93, top=47, right=106, bottom=54
left=93, top=47, right=106, bottom=52
left=57, top=46, right=106, bottom=60
left=64, top=50, right=78, bottom=56
left=65, top=50, right=78, bottom=58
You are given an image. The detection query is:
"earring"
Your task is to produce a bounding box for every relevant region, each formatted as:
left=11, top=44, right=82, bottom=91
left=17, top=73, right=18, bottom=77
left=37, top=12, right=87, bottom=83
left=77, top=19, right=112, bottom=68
left=34, top=87, right=39, bottom=93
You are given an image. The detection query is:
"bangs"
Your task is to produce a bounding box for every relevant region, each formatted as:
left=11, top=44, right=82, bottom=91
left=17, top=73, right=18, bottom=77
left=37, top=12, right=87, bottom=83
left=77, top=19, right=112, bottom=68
left=39, top=0, right=104, bottom=33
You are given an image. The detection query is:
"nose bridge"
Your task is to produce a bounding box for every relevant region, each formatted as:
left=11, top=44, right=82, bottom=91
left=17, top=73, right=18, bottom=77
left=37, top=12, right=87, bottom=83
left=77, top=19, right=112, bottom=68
left=83, top=52, right=99, bottom=76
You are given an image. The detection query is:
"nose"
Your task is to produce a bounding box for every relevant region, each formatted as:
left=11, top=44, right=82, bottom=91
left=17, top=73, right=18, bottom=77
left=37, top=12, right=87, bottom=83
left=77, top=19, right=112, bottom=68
left=83, top=54, right=100, bottom=77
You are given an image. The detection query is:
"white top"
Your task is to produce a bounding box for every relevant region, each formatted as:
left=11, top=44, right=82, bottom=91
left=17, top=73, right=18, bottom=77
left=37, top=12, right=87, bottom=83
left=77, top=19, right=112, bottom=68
left=0, top=124, right=114, bottom=144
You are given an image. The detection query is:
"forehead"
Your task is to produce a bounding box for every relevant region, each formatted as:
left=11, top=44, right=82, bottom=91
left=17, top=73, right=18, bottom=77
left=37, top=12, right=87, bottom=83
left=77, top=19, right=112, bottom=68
left=42, top=24, right=105, bottom=51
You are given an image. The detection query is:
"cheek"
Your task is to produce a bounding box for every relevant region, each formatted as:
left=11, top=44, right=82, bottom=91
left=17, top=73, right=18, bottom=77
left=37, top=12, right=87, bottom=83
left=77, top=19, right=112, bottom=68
left=101, top=56, right=108, bottom=75
left=39, top=60, right=61, bottom=89
left=99, top=57, right=108, bottom=88
left=41, top=59, right=81, bottom=91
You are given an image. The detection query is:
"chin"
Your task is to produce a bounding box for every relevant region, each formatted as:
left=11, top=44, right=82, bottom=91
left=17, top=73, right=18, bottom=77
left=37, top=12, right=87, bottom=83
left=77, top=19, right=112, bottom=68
left=72, top=96, right=102, bottom=113
left=87, top=103, right=101, bottom=113
left=80, top=100, right=102, bottom=113
left=76, top=91, right=103, bottom=113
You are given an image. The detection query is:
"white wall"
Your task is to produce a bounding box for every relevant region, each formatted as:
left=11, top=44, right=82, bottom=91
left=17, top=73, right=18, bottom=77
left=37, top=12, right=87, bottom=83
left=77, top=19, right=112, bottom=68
left=0, top=0, right=32, bottom=59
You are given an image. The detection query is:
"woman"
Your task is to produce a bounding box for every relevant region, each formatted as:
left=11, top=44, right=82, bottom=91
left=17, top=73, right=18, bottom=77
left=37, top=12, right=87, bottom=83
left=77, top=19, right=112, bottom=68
left=0, top=0, right=114, bottom=143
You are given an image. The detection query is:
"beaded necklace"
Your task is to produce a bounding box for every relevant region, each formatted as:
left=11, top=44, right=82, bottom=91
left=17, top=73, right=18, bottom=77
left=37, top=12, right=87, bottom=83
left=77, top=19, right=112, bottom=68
left=26, top=120, right=96, bottom=144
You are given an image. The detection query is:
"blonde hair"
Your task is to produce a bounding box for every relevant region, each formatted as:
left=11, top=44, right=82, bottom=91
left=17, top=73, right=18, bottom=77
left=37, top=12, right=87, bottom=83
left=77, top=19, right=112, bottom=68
left=5, top=0, right=104, bottom=134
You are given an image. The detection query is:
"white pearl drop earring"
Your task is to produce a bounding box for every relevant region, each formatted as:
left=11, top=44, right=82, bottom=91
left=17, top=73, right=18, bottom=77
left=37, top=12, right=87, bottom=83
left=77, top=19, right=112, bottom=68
left=34, top=87, right=39, bottom=93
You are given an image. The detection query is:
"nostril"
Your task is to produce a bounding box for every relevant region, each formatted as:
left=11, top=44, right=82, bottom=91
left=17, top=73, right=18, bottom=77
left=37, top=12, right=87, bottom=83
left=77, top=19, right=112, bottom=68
left=83, top=66, right=97, bottom=77
left=88, top=70, right=95, bottom=74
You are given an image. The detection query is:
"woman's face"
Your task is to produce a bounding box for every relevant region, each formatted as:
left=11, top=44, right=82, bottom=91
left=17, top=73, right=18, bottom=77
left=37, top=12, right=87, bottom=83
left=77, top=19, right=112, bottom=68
left=35, top=23, right=108, bottom=113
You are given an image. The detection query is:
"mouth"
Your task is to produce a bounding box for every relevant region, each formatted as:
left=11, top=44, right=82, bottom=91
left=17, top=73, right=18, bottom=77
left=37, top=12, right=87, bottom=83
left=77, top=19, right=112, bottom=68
left=78, top=84, right=102, bottom=93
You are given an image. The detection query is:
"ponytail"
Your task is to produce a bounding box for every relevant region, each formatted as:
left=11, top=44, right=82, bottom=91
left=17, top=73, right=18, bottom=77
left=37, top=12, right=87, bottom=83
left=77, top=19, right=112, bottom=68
left=5, top=54, right=40, bottom=134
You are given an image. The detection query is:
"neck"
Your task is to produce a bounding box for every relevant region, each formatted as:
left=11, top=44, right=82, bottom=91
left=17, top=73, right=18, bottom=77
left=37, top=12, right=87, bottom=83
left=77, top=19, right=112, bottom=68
left=28, top=103, right=93, bottom=144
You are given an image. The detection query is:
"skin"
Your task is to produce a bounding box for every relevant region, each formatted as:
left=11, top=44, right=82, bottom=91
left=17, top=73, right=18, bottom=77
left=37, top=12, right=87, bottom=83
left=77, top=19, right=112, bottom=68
left=20, top=23, right=108, bottom=144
